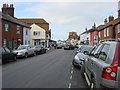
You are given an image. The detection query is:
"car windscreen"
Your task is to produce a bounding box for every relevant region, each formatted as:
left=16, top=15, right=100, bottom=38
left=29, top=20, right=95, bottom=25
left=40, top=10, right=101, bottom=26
left=17, top=46, right=27, bottom=50
left=80, top=46, right=93, bottom=53
left=35, top=46, right=41, bottom=48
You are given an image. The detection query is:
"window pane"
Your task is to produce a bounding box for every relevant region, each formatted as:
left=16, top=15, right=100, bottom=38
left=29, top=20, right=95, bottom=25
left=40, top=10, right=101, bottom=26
left=5, top=24, right=9, bottom=31
left=118, top=24, right=120, bottom=33
left=93, top=44, right=103, bottom=58
left=17, top=26, right=20, bottom=34
left=5, top=48, right=10, bottom=53
left=98, top=44, right=110, bottom=61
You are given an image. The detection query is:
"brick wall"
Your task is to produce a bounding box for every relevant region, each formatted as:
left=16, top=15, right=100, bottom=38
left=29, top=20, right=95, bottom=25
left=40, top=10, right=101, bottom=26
left=2, top=20, right=23, bottom=50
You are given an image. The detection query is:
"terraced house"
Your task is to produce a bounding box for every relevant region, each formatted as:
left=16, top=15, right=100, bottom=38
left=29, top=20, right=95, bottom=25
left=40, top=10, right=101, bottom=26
left=99, top=16, right=120, bottom=41
left=99, top=2, right=120, bottom=41
left=19, top=18, right=51, bottom=48
left=1, top=4, right=31, bottom=51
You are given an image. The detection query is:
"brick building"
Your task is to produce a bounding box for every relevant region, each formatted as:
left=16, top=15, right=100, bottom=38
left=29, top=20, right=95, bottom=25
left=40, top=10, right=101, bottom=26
left=68, top=32, right=78, bottom=40
left=1, top=4, right=31, bottom=51
left=18, top=18, right=51, bottom=38
left=67, top=32, right=78, bottom=45
left=89, top=24, right=104, bottom=45
left=99, top=16, right=120, bottom=41
left=99, top=1, right=120, bottom=41
left=18, top=18, right=51, bottom=47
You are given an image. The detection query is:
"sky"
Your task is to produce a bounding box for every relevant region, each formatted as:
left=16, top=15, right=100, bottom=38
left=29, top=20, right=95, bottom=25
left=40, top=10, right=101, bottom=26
left=0, top=0, right=119, bottom=41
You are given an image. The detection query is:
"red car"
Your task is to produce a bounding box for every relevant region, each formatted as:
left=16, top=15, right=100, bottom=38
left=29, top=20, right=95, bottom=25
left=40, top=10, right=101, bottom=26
left=64, top=44, right=75, bottom=50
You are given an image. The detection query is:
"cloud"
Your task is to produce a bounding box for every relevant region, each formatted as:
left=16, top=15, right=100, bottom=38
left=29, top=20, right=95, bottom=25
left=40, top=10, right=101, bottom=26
left=16, top=2, right=118, bottom=40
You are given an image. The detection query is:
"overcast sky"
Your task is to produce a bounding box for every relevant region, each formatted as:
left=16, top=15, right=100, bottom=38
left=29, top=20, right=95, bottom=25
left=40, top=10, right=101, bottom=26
left=0, top=1, right=119, bottom=40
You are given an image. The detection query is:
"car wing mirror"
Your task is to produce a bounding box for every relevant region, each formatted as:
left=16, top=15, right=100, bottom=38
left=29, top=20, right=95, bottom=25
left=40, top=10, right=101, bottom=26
left=84, top=51, right=89, bottom=55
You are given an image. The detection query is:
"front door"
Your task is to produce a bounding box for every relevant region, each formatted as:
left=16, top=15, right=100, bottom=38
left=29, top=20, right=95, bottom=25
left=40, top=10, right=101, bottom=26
left=9, top=40, right=12, bottom=51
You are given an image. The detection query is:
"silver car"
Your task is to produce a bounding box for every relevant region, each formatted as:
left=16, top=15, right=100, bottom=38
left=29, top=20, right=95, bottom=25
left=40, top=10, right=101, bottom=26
left=72, top=45, right=94, bottom=68
left=13, top=45, right=36, bottom=58
left=81, top=40, right=120, bottom=89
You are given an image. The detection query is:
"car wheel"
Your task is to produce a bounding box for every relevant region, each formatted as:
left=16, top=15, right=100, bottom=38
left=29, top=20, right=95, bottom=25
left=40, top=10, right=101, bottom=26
left=44, top=50, right=46, bottom=53
left=90, top=78, right=96, bottom=90
left=80, top=64, right=85, bottom=78
left=14, top=56, right=17, bottom=61
left=34, top=52, right=36, bottom=56
left=25, top=53, right=28, bottom=58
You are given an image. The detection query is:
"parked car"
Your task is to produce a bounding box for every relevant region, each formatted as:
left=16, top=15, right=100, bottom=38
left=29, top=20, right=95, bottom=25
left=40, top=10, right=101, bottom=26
left=35, top=45, right=47, bottom=54
left=12, top=45, right=36, bottom=58
left=56, top=44, right=62, bottom=49
left=72, top=45, right=94, bottom=68
left=64, top=44, right=75, bottom=50
left=81, top=40, right=120, bottom=89
left=0, top=47, right=17, bottom=63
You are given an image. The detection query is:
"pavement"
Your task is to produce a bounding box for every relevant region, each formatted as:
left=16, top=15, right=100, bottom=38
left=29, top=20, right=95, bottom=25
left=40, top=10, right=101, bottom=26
left=2, top=49, right=88, bottom=88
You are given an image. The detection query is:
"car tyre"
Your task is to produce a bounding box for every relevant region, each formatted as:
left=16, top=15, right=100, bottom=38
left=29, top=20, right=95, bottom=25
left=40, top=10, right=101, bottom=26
left=90, top=78, right=96, bottom=90
left=25, top=53, right=28, bottom=58
left=14, top=56, right=17, bottom=61
left=80, top=64, right=85, bottom=78
left=34, top=52, right=36, bottom=56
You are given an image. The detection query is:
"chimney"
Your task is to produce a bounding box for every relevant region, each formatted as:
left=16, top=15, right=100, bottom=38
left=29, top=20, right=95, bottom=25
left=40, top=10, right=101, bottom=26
left=104, top=18, right=108, bottom=25
left=108, top=16, right=114, bottom=22
left=2, top=4, right=14, bottom=17
left=118, top=1, right=120, bottom=18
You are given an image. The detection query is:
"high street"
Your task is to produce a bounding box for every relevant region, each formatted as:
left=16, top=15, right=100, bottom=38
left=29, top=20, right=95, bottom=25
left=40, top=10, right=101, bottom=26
left=2, top=49, right=88, bottom=88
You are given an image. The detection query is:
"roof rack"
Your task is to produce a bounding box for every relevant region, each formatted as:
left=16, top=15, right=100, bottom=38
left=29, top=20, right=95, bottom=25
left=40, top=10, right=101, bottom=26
left=99, top=39, right=120, bottom=43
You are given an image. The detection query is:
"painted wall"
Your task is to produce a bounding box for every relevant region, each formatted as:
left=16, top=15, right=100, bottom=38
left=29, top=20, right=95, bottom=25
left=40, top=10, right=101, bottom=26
left=80, top=32, right=90, bottom=44
left=30, top=24, right=46, bottom=46
left=23, top=27, right=31, bottom=45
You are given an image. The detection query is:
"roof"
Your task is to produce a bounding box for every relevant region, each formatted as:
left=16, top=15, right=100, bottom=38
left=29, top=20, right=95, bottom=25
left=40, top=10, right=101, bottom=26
left=69, top=32, right=78, bottom=36
left=80, top=25, right=104, bottom=35
left=18, top=18, right=49, bottom=24
left=100, top=18, right=120, bottom=30
left=0, top=12, right=30, bottom=28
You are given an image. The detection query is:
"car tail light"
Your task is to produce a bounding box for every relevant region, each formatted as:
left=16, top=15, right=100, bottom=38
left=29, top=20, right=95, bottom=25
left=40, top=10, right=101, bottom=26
left=102, top=43, right=119, bottom=80
left=102, top=66, right=117, bottom=80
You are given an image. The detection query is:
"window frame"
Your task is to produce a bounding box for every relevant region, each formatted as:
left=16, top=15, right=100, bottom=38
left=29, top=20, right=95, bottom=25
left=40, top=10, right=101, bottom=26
left=118, top=24, right=120, bottom=33
left=98, top=44, right=110, bottom=61
left=91, top=44, right=103, bottom=58
left=4, top=22, right=9, bottom=32
left=104, top=28, right=107, bottom=37
left=106, top=28, right=109, bottom=37
left=16, top=25, right=20, bottom=34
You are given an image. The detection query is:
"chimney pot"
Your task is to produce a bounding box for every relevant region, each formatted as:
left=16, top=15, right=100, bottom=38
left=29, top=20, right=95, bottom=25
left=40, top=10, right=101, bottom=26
left=2, top=3, right=14, bottom=17
left=108, top=16, right=114, bottom=22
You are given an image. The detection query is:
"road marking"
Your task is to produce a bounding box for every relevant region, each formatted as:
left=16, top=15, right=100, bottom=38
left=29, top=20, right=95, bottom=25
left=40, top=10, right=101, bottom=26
left=70, top=75, right=72, bottom=80
left=68, top=83, right=71, bottom=88
left=71, top=70, right=73, bottom=74
left=84, top=73, right=90, bottom=86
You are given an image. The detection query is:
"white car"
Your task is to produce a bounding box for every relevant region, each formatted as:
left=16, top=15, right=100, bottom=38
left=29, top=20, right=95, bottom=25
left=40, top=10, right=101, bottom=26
left=13, top=45, right=36, bottom=58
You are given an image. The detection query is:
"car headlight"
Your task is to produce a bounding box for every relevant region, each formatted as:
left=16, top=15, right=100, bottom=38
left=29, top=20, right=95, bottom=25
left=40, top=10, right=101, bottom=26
left=80, top=58, right=85, bottom=61
left=74, top=55, right=79, bottom=60
left=17, top=52, right=23, bottom=55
